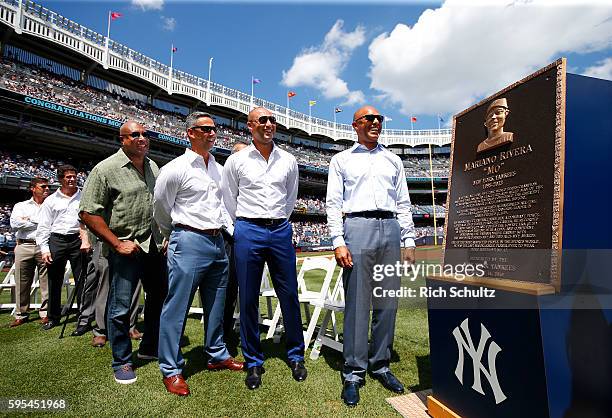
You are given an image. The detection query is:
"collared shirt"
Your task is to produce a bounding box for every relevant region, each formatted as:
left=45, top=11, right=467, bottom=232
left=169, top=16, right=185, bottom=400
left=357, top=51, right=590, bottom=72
left=36, top=189, right=82, bottom=253
left=79, top=148, right=160, bottom=253
left=221, top=142, right=298, bottom=220
left=153, top=148, right=232, bottom=238
left=326, top=142, right=415, bottom=249
left=10, top=198, right=44, bottom=241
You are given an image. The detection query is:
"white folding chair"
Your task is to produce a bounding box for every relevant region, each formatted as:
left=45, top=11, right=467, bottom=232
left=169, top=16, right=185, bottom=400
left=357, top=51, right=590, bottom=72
left=259, top=263, right=277, bottom=325
left=28, top=266, right=42, bottom=308
left=310, top=267, right=345, bottom=360
left=300, top=257, right=340, bottom=346
left=261, top=263, right=286, bottom=341
left=265, top=256, right=336, bottom=342
left=0, top=262, right=17, bottom=312
left=63, top=263, right=74, bottom=305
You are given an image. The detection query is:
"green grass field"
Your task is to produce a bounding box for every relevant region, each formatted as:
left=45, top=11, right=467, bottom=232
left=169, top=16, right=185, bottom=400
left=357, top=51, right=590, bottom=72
left=0, top=247, right=441, bottom=417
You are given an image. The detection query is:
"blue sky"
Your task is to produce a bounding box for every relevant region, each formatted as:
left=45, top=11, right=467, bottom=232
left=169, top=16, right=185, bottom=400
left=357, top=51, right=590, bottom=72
left=46, top=0, right=612, bottom=130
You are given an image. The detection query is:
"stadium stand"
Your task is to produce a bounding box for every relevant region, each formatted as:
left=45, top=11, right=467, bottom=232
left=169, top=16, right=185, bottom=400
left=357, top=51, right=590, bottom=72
left=0, top=5, right=450, bottom=260
left=0, top=56, right=450, bottom=178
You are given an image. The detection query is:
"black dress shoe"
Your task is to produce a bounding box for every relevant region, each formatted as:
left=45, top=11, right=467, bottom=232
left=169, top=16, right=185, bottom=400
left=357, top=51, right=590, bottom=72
left=289, top=361, right=307, bottom=382
left=373, top=371, right=404, bottom=394
left=245, top=366, right=265, bottom=390
left=71, top=324, right=92, bottom=337
left=341, top=382, right=360, bottom=407
left=42, top=320, right=59, bottom=331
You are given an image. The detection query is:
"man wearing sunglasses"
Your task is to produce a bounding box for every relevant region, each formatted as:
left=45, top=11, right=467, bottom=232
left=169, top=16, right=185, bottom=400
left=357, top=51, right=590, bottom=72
left=221, top=107, right=306, bottom=390
left=80, top=120, right=167, bottom=385
left=9, top=177, right=50, bottom=327
left=326, top=105, right=416, bottom=406
left=153, top=112, right=243, bottom=397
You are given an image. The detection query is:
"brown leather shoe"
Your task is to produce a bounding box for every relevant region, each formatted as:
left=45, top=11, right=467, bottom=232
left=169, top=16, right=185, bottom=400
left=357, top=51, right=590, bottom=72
left=207, top=357, right=244, bottom=371
left=10, top=318, right=27, bottom=328
left=39, top=317, right=49, bottom=325
left=92, top=335, right=107, bottom=348
left=163, top=374, right=190, bottom=396
left=129, top=329, right=143, bottom=340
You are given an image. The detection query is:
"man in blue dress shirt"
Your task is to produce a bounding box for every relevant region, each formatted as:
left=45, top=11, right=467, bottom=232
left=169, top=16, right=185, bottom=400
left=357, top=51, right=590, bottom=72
left=326, top=105, right=416, bottom=407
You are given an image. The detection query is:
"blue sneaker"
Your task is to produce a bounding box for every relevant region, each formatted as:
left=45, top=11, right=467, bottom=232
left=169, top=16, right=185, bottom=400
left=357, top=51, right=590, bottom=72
left=114, top=364, right=137, bottom=384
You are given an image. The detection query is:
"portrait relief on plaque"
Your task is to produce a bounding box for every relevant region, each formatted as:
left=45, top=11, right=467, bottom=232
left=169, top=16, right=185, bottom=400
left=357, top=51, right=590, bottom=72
left=477, top=98, right=514, bottom=154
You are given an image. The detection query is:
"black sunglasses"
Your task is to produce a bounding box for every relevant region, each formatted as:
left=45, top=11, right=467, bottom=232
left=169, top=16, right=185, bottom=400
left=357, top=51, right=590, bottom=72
left=38, top=185, right=50, bottom=189
left=123, top=131, right=149, bottom=139
left=256, top=115, right=276, bottom=125
left=191, top=125, right=217, bottom=133
left=354, top=114, right=384, bottom=123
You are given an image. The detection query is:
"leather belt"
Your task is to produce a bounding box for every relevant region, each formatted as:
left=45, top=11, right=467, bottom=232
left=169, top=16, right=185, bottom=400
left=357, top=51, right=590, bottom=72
left=236, top=217, right=285, bottom=227
left=346, top=211, right=395, bottom=219
left=50, top=233, right=80, bottom=239
left=175, top=223, right=221, bottom=236
left=17, top=239, right=36, bottom=245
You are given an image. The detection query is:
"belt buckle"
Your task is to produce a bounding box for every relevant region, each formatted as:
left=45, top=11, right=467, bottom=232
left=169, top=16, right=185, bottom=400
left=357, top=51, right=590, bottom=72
left=263, top=219, right=275, bottom=226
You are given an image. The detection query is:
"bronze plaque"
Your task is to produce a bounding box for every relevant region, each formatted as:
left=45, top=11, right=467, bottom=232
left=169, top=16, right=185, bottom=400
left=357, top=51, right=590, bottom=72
left=444, top=59, right=565, bottom=286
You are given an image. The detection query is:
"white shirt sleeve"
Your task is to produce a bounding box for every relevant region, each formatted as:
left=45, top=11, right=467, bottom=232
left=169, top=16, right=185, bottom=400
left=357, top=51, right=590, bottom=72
left=285, top=158, right=299, bottom=218
left=326, top=156, right=345, bottom=249
left=395, top=159, right=416, bottom=248
left=220, top=156, right=239, bottom=221
left=153, top=165, right=179, bottom=239
left=221, top=203, right=234, bottom=235
left=35, top=200, right=53, bottom=253
left=10, top=202, right=35, bottom=231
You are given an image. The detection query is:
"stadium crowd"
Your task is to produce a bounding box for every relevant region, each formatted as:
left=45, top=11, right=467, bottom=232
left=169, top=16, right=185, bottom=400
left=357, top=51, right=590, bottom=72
left=294, top=196, right=326, bottom=214
left=0, top=204, right=14, bottom=250
left=0, top=151, right=447, bottom=223
left=1, top=151, right=90, bottom=186
left=0, top=57, right=450, bottom=177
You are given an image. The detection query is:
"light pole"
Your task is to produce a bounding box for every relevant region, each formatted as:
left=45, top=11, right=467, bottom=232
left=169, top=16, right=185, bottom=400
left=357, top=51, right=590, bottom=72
left=207, top=57, right=213, bottom=104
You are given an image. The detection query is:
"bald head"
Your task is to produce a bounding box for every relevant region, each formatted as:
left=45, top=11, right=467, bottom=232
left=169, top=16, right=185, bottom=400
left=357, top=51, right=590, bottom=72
left=247, top=107, right=276, bottom=146
left=353, top=105, right=381, bottom=122
left=248, top=107, right=271, bottom=122
left=119, top=120, right=144, bottom=137
left=119, top=120, right=149, bottom=159
left=352, top=105, right=383, bottom=149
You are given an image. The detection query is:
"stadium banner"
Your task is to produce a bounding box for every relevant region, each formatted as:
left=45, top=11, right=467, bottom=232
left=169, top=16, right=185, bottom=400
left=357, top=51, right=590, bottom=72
left=1, top=88, right=189, bottom=147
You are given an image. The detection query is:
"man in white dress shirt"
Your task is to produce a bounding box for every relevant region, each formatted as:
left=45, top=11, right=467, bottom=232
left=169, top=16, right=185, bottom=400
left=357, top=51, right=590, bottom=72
left=154, top=112, right=243, bottom=397
left=221, top=106, right=306, bottom=390
left=36, top=165, right=90, bottom=330
left=326, top=105, right=416, bottom=406
left=9, top=177, right=50, bottom=327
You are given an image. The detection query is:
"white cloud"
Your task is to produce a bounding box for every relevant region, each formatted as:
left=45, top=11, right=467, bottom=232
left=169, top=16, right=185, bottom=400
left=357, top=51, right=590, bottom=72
left=583, top=57, right=612, bottom=80
left=369, top=0, right=612, bottom=116
left=132, top=0, right=164, bottom=11
left=342, top=91, right=366, bottom=106
left=282, top=20, right=366, bottom=105
left=161, top=16, right=176, bottom=31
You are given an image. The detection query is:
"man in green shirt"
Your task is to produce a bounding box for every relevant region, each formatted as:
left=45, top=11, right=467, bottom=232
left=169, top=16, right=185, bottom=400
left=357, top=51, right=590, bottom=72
left=79, top=120, right=167, bottom=385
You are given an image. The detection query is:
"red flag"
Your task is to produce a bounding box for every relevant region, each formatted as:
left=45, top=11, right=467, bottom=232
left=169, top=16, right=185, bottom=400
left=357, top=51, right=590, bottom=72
left=110, top=12, right=122, bottom=20
left=172, top=47, right=177, bottom=53
left=287, top=91, right=296, bottom=98
left=411, top=116, right=417, bottom=123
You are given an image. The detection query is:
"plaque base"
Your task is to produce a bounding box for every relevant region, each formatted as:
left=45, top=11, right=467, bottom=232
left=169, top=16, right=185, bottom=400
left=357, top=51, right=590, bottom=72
left=427, top=395, right=462, bottom=418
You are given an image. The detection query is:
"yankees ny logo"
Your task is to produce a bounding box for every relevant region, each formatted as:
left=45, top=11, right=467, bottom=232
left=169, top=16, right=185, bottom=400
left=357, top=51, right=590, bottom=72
left=452, top=318, right=507, bottom=404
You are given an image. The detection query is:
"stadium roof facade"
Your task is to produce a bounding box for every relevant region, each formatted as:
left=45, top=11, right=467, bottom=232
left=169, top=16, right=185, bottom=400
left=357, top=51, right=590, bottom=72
left=0, top=0, right=452, bottom=147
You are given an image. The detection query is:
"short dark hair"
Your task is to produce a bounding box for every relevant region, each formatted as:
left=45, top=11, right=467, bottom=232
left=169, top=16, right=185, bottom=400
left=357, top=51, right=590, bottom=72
left=57, top=164, right=77, bottom=180
left=29, top=177, right=48, bottom=189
